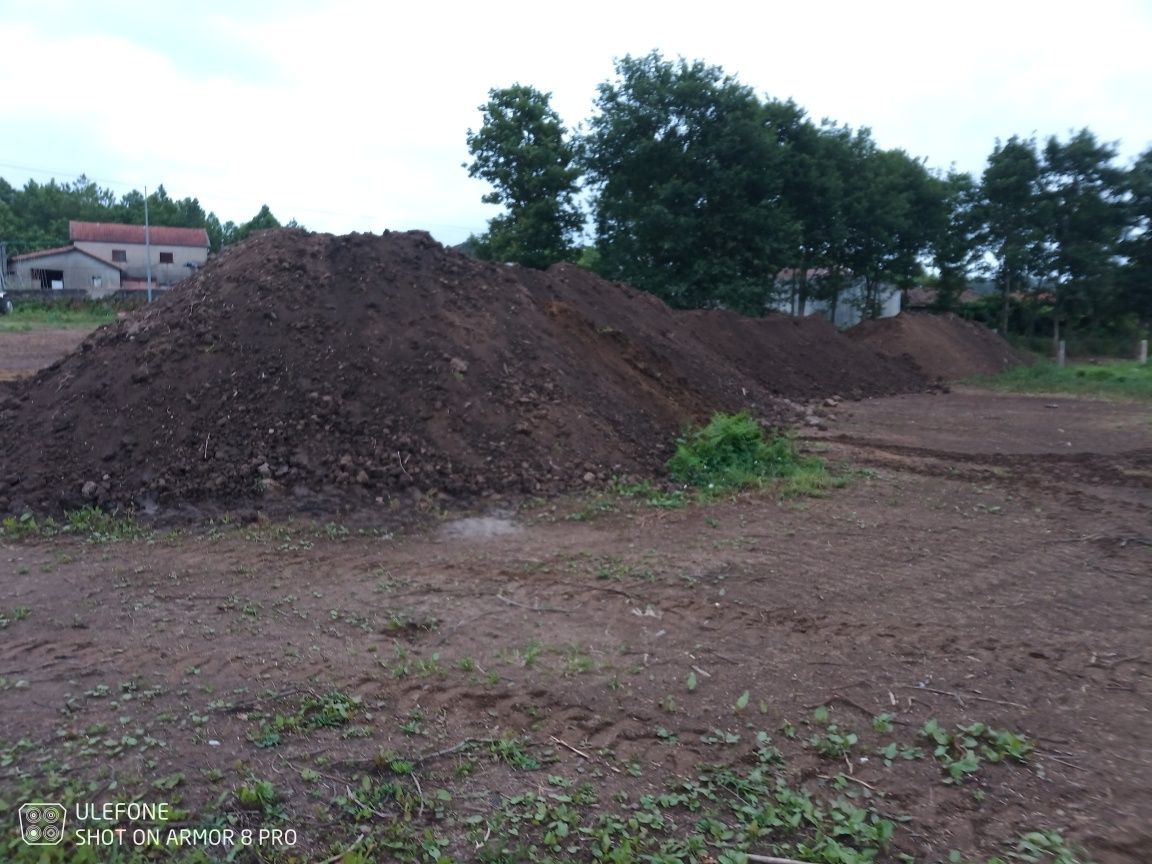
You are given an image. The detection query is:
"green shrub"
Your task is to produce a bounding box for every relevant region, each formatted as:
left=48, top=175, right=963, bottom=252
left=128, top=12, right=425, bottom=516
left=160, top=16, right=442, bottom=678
left=667, top=412, right=819, bottom=493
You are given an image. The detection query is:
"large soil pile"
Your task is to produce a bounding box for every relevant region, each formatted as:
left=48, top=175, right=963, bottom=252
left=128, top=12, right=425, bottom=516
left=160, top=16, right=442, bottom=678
left=848, top=311, right=1024, bottom=380
left=0, top=230, right=926, bottom=518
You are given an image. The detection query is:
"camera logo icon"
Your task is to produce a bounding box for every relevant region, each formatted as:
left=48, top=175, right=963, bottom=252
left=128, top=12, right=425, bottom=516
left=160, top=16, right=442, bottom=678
left=19, top=803, right=66, bottom=845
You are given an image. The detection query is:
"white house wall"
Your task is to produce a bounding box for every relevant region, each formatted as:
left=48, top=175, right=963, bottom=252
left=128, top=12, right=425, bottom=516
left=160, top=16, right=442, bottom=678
left=72, top=240, right=207, bottom=285
left=10, top=250, right=122, bottom=297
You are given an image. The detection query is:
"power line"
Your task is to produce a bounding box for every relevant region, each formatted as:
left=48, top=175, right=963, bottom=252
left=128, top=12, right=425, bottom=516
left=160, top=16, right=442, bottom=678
left=0, top=161, right=141, bottom=191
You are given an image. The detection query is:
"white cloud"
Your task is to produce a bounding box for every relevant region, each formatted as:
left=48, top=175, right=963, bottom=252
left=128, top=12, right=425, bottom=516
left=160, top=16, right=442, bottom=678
left=1, top=0, right=1149, bottom=244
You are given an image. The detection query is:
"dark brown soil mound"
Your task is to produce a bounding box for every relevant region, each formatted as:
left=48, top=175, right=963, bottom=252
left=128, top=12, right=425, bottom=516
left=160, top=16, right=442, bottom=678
left=0, top=230, right=926, bottom=518
left=848, top=311, right=1024, bottom=380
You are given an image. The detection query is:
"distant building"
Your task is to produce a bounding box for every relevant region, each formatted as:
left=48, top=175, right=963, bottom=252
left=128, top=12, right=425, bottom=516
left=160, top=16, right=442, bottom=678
left=771, top=269, right=901, bottom=327
left=6, top=221, right=209, bottom=296
left=7, top=246, right=125, bottom=297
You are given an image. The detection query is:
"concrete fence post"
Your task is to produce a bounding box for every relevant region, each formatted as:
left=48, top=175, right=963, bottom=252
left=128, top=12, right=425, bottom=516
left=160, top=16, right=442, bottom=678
left=1057, top=340, right=1066, bottom=369
left=1140, top=339, right=1148, bottom=365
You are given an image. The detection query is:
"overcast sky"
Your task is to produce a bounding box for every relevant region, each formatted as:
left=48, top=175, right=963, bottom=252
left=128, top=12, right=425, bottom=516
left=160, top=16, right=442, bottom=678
left=2, top=0, right=1150, bottom=246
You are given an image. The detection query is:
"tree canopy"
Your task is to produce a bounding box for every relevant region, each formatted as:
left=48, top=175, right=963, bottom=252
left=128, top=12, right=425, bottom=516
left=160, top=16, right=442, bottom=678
left=463, top=50, right=1150, bottom=344
left=582, top=53, right=795, bottom=314
left=465, top=84, right=583, bottom=269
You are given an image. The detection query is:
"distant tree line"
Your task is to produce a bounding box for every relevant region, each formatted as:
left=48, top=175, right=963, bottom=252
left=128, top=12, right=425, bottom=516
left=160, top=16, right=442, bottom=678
left=465, top=51, right=1152, bottom=343
left=0, top=176, right=289, bottom=256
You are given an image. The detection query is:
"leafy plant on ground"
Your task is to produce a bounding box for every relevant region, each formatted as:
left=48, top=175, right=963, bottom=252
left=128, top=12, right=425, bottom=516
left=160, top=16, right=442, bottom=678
left=489, top=736, right=541, bottom=771
left=235, top=776, right=284, bottom=819
left=478, top=740, right=897, bottom=864
left=667, top=411, right=831, bottom=495
left=921, top=719, right=1034, bottom=783
left=1008, top=829, right=1095, bottom=864
left=0, top=607, right=30, bottom=628
left=0, top=507, right=146, bottom=544
left=807, top=705, right=859, bottom=758
left=247, top=690, right=361, bottom=747
left=947, top=828, right=1095, bottom=864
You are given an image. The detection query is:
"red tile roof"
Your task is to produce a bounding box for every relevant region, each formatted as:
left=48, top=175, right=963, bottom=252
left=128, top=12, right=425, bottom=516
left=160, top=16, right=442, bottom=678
left=69, top=221, right=209, bottom=248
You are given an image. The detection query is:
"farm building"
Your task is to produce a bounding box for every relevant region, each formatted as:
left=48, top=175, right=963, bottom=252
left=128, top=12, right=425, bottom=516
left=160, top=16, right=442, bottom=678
left=69, top=221, right=209, bottom=286
left=4, top=221, right=209, bottom=297
left=8, top=245, right=125, bottom=297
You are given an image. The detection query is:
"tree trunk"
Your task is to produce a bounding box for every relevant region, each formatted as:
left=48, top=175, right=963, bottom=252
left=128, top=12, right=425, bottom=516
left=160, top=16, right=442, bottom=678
left=865, top=277, right=879, bottom=320
left=795, top=257, right=809, bottom=317
left=1000, top=270, right=1011, bottom=335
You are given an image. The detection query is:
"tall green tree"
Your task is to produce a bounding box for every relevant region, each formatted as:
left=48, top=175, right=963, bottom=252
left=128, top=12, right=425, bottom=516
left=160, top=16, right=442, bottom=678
left=840, top=142, right=938, bottom=319
left=978, top=136, right=1045, bottom=333
left=235, top=204, right=282, bottom=239
left=582, top=52, right=796, bottom=314
left=1120, top=147, right=1152, bottom=333
left=465, top=84, right=583, bottom=269
left=774, top=114, right=849, bottom=315
left=205, top=213, right=239, bottom=252
left=928, top=170, right=980, bottom=311
left=1037, top=129, right=1126, bottom=342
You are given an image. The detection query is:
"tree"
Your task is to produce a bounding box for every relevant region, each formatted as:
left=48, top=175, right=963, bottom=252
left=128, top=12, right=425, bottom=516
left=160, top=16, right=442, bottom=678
left=1119, top=147, right=1152, bottom=333
left=116, top=184, right=208, bottom=230
left=978, top=136, right=1045, bottom=334
left=465, top=84, right=583, bottom=269
left=582, top=52, right=796, bottom=314
left=774, top=112, right=847, bottom=315
left=838, top=140, right=939, bottom=319
left=205, top=213, right=233, bottom=253
left=1037, top=129, right=1126, bottom=343
left=928, top=170, right=980, bottom=312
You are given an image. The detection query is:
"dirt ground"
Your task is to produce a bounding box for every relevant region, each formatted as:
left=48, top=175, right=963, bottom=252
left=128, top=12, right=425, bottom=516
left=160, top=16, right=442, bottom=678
left=0, top=329, right=88, bottom=381
left=1, top=388, right=1148, bottom=863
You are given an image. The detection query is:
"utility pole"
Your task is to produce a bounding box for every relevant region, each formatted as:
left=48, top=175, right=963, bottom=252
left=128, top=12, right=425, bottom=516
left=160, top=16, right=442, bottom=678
left=144, top=186, right=153, bottom=303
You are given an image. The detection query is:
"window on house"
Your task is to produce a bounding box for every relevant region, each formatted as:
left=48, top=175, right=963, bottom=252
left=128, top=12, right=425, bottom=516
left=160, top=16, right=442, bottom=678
left=111, top=249, right=127, bottom=262
left=159, top=252, right=174, bottom=264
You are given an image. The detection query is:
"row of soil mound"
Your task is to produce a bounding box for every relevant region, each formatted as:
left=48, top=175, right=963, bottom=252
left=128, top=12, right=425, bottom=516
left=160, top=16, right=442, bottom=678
left=848, top=311, right=1024, bottom=380
left=0, top=229, right=927, bottom=519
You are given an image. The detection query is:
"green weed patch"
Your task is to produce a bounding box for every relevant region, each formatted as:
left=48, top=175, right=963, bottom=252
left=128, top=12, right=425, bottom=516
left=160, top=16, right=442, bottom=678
left=969, top=360, right=1152, bottom=400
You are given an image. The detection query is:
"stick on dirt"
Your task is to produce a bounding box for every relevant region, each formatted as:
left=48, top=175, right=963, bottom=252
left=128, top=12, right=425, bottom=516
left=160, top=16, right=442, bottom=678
left=317, top=833, right=365, bottom=864
left=745, top=854, right=817, bottom=864
left=496, top=594, right=578, bottom=613
left=898, top=684, right=1027, bottom=710
left=550, top=735, right=622, bottom=774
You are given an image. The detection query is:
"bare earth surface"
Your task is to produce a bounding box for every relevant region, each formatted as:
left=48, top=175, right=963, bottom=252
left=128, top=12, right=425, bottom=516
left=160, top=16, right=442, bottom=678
left=0, top=329, right=88, bottom=381
left=1, top=389, right=1148, bottom=863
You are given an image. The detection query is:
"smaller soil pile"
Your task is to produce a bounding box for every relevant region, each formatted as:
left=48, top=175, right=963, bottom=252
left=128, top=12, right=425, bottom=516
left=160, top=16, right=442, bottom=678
left=848, top=312, right=1023, bottom=380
